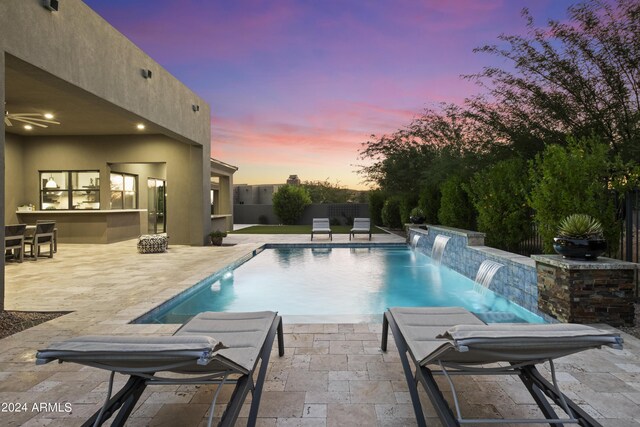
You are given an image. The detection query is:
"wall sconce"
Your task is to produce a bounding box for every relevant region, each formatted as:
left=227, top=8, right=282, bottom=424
left=43, top=0, right=59, bottom=12
left=141, top=69, right=153, bottom=79
left=192, top=104, right=200, bottom=112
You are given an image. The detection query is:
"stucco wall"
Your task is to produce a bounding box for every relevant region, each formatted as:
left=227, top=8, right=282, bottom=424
left=11, top=135, right=200, bottom=244
left=1, top=0, right=213, bottom=245
left=5, top=133, right=25, bottom=224
left=0, top=0, right=210, bottom=146
left=234, top=203, right=370, bottom=225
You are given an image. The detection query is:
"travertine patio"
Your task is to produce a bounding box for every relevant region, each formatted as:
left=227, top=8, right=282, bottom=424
left=2, top=232, right=639, bottom=426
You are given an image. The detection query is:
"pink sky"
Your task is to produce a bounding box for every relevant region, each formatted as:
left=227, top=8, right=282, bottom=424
left=84, top=0, right=575, bottom=189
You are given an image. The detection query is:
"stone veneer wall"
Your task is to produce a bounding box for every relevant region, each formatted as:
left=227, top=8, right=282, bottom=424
left=533, top=255, right=636, bottom=326
left=408, top=225, right=553, bottom=322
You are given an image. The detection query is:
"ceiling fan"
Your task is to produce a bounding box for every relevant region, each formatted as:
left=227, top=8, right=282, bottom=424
left=4, top=111, right=60, bottom=128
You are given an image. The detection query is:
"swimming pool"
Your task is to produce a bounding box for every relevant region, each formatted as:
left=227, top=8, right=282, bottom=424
left=136, top=246, right=545, bottom=324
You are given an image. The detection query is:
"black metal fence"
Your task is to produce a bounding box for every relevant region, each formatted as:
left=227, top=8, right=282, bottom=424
left=513, top=190, right=640, bottom=261
left=619, top=188, right=640, bottom=263
left=516, top=220, right=544, bottom=256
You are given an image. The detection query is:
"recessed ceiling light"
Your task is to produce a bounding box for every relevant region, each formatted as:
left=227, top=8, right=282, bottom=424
left=136, top=123, right=145, bottom=130
left=24, top=125, right=33, bottom=130
left=44, top=113, right=54, bottom=119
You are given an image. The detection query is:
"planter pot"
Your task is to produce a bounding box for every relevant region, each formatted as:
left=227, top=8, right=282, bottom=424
left=210, top=237, right=223, bottom=246
left=552, top=237, right=606, bottom=260
left=409, top=216, right=425, bottom=224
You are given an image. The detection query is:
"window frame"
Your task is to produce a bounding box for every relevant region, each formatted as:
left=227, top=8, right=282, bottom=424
left=110, top=172, right=138, bottom=210
left=39, top=170, right=100, bottom=210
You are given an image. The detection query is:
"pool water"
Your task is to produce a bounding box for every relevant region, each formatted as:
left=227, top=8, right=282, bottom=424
left=137, top=246, right=545, bottom=324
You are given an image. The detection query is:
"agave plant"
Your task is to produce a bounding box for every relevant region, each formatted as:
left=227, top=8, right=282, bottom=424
left=557, top=214, right=604, bottom=240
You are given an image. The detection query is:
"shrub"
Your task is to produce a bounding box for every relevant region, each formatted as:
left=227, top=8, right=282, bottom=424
left=272, top=184, right=312, bottom=225
left=368, top=190, right=385, bottom=226
left=557, top=214, right=604, bottom=239
left=438, top=175, right=475, bottom=230
left=381, top=197, right=403, bottom=229
left=418, top=184, right=440, bottom=224
left=399, top=195, right=417, bottom=225
left=467, top=158, right=531, bottom=251
left=528, top=136, right=618, bottom=252
left=410, top=207, right=425, bottom=217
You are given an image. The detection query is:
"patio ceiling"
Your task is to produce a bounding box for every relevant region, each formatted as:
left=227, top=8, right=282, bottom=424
left=4, top=55, right=164, bottom=137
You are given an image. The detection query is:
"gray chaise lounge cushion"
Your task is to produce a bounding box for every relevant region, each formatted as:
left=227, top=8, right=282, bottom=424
left=36, top=311, right=277, bottom=375
left=388, top=306, right=622, bottom=366
left=175, top=311, right=277, bottom=373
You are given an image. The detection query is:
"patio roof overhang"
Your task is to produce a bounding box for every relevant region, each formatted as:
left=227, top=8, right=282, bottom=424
left=5, top=55, right=198, bottom=146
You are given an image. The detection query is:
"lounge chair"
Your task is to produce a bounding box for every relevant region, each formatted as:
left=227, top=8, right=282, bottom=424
left=381, top=307, right=622, bottom=427
left=311, top=218, right=332, bottom=241
left=349, top=217, right=371, bottom=240
left=5, top=224, right=27, bottom=263
left=36, top=311, right=284, bottom=427
left=24, top=221, right=55, bottom=260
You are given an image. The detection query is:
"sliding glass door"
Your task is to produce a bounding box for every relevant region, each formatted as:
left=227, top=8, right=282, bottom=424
left=147, top=179, right=166, bottom=234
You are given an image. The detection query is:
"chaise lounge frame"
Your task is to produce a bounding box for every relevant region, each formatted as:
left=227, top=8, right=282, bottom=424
left=349, top=217, right=371, bottom=241
left=37, top=311, right=285, bottom=427
left=381, top=307, right=622, bottom=427
left=311, top=218, right=332, bottom=241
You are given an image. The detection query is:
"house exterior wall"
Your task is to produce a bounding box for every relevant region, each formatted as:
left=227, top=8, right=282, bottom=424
left=10, top=135, right=199, bottom=244
left=0, top=0, right=212, bottom=245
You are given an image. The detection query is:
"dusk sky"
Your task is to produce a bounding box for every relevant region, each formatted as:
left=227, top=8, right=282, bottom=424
left=84, top=0, right=575, bottom=189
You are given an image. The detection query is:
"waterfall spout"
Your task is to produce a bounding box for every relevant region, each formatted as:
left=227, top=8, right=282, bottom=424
left=431, top=235, right=450, bottom=265
left=473, top=260, right=504, bottom=295
left=411, top=235, right=421, bottom=249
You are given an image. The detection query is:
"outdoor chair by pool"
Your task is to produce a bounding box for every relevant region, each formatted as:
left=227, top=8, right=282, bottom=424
left=350, top=217, right=371, bottom=240
left=311, top=218, right=332, bottom=241
left=381, top=307, right=622, bottom=427
left=23, top=221, right=55, bottom=260
left=4, top=224, right=27, bottom=263
left=36, top=311, right=284, bottom=427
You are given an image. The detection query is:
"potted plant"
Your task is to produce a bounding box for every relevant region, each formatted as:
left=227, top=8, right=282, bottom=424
left=209, top=230, right=227, bottom=246
left=553, top=214, right=606, bottom=260
left=409, top=207, right=426, bottom=224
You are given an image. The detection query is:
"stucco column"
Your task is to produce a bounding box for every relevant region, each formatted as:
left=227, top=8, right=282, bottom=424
left=1, top=52, right=6, bottom=310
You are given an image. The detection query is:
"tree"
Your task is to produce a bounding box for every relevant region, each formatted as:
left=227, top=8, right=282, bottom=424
left=467, top=0, right=640, bottom=161
left=467, top=158, right=531, bottom=251
left=381, top=197, right=403, bottom=229
left=528, top=136, right=619, bottom=252
left=272, top=185, right=311, bottom=225
left=302, top=179, right=350, bottom=203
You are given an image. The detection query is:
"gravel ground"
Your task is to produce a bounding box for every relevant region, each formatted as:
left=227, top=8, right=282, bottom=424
left=618, top=301, right=640, bottom=339
left=1, top=305, right=639, bottom=340
left=0, top=310, right=68, bottom=339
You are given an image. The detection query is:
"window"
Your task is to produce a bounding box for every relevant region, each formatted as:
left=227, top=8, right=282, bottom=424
left=40, top=171, right=100, bottom=210
left=110, top=173, right=138, bottom=209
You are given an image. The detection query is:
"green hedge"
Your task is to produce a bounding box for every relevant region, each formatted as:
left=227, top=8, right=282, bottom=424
left=529, top=136, right=619, bottom=252
left=468, top=158, right=531, bottom=251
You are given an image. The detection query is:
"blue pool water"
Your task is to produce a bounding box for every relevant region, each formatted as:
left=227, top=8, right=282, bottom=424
left=137, top=246, right=545, bottom=324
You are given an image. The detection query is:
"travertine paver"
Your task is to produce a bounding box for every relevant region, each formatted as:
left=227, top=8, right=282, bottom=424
left=1, top=231, right=639, bottom=426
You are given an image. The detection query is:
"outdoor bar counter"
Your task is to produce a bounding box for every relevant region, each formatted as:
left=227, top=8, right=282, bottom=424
left=17, top=209, right=147, bottom=244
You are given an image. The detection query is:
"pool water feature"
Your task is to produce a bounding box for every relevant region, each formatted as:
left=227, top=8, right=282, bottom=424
left=474, top=260, right=504, bottom=296
left=431, top=235, right=450, bottom=264
left=136, top=246, right=545, bottom=324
